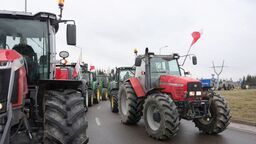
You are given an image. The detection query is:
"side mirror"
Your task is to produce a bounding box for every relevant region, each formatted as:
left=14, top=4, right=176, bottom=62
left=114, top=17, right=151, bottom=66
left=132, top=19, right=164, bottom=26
left=135, top=57, right=142, bottom=66
left=111, top=69, right=114, bottom=74
left=192, top=56, right=197, bottom=65
left=67, top=24, right=76, bottom=45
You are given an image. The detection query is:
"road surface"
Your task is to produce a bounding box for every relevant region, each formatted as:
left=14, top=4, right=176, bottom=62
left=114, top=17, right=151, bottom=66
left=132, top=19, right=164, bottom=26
left=87, top=101, right=256, bottom=144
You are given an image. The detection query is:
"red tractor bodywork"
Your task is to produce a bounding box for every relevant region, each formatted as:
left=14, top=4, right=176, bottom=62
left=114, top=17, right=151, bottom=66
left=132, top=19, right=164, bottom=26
left=129, top=75, right=201, bottom=101
left=0, top=50, right=28, bottom=108
left=55, top=67, right=69, bottom=80
left=159, top=75, right=201, bottom=101
left=129, top=77, right=145, bottom=97
left=0, top=50, right=22, bottom=61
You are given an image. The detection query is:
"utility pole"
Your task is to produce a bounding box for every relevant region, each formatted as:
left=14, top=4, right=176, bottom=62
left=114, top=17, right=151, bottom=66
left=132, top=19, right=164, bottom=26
left=211, top=60, right=225, bottom=90
left=25, top=0, right=27, bottom=12
left=159, top=45, right=168, bottom=54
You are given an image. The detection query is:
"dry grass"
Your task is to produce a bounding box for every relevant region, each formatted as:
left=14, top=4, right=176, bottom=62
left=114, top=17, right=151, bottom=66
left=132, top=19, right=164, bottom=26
left=219, top=89, right=256, bottom=125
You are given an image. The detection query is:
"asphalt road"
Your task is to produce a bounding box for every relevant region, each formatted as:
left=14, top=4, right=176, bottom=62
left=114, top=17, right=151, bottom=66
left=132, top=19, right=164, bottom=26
left=87, top=101, right=256, bottom=144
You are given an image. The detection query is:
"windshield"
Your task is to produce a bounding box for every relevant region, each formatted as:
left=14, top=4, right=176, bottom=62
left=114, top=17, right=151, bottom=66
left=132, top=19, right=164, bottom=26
left=150, top=57, right=180, bottom=77
left=119, top=69, right=135, bottom=81
left=0, top=18, right=49, bottom=83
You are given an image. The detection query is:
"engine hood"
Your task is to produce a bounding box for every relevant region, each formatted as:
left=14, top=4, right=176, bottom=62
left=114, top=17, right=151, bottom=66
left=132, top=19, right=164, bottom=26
left=159, top=75, right=202, bottom=100
left=160, top=75, right=200, bottom=86
left=0, top=49, right=22, bottom=62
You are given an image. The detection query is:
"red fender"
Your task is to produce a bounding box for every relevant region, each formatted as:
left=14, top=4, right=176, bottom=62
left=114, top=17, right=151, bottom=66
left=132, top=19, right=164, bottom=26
left=128, top=77, right=145, bottom=97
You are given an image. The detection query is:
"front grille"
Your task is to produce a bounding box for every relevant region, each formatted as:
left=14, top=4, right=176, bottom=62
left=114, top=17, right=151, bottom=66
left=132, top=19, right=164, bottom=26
left=187, top=82, right=202, bottom=91
left=11, top=70, right=19, bottom=104
left=0, top=68, right=11, bottom=113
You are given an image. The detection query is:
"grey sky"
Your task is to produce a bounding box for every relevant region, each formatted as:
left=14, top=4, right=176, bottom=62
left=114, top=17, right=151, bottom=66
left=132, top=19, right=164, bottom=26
left=1, top=0, right=256, bottom=80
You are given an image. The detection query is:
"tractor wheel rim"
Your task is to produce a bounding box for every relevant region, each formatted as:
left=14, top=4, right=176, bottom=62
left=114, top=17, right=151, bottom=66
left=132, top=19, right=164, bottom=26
left=121, top=91, right=128, bottom=115
left=198, top=116, right=213, bottom=125
left=111, top=96, right=114, bottom=109
left=86, top=92, right=89, bottom=107
left=147, top=104, right=161, bottom=131
left=97, top=89, right=100, bottom=101
left=91, top=95, right=94, bottom=104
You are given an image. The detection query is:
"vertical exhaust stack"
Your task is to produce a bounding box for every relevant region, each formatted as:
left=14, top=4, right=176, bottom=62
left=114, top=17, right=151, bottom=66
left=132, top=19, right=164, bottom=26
left=58, top=0, right=65, bottom=20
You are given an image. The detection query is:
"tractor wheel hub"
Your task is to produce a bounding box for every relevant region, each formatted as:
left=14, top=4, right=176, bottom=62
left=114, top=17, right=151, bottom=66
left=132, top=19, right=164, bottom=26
left=153, top=112, right=161, bottom=123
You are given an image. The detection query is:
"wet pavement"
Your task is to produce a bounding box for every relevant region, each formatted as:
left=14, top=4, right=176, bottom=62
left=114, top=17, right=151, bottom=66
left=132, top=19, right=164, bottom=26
left=87, top=101, right=256, bottom=144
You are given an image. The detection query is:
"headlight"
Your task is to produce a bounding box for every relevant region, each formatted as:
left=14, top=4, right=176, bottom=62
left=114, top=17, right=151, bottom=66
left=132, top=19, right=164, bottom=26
left=0, top=103, right=3, bottom=110
left=196, top=91, right=202, bottom=96
left=189, top=91, right=195, bottom=96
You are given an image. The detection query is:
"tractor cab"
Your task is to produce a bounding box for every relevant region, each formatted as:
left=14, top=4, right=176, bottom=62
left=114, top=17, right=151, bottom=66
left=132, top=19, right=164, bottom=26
left=109, top=67, right=135, bottom=113
left=116, top=67, right=135, bottom=82
left=0, top=12, right=53, bottom=85
left=135, top=54, right=181, bottom=88
left=134, top=49, right=201, bottom=102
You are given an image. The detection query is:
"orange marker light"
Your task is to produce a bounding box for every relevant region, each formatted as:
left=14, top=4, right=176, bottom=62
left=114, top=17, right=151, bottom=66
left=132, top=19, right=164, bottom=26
left=134, top=48, right=138, bottom=55
left=58, top=0, right=64, bottom=7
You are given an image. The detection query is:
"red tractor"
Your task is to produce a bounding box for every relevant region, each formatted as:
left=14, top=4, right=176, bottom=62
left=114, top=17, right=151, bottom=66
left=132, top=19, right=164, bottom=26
left=0, top=3, right=88, bottom=144
left=118, top=48, right=231, bottom=140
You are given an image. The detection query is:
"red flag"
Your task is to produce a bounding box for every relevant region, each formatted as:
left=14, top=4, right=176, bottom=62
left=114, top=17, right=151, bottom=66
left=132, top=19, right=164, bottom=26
left=90, top=65, right=95, bottom=71
left=190, top=31, right=201, bottom=47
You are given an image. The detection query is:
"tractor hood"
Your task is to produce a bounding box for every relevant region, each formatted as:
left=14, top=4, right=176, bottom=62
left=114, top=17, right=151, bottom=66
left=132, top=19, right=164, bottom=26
left=0, top=50, right=22, bottom=62
left=160, top=75, right=200, bottom=85
left=159, top=75, right=202, bottom=100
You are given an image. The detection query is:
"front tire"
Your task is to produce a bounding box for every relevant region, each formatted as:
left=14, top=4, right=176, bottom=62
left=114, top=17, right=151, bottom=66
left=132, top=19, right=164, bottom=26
left=44, top=89, right=88, bottom=144
left=143, top=93, right=180, bottom=140
left=193, top=95, right=231, bottom=134
left=118, top=82, right=141, bottom=124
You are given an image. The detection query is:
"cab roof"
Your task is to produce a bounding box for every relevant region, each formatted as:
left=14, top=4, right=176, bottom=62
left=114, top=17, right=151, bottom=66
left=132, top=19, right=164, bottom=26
left=0, top=10, right=57, bottom=21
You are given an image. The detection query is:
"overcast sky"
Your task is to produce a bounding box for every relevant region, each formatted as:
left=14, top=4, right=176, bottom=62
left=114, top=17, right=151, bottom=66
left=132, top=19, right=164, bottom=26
left=1, top=0, right=256, bottom=80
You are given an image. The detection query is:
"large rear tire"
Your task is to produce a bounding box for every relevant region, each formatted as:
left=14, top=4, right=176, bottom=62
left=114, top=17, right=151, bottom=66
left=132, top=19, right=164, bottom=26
left=118, top=82, right=141, bottom=124
left=193, top=95, right=231, bottom=134
left=44, top=89, right=88, bottom=144
left=143, top=93, right=180, bottom=140
left=110, top=90, right=118, bottom=113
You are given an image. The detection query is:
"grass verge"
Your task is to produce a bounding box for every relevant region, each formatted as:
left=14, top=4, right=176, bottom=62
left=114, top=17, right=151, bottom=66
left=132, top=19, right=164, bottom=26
left=220, top=89, right=256, bottom=125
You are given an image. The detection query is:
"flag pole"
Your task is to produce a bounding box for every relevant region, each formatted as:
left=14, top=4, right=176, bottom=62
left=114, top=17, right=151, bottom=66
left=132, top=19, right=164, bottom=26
left=181, top=31, right=201, bottom=66
left=181, top=45, right=192, bottom=66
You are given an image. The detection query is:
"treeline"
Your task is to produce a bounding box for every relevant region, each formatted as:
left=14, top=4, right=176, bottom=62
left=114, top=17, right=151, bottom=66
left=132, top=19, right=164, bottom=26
left=241, top=75, right=256, bottom=89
